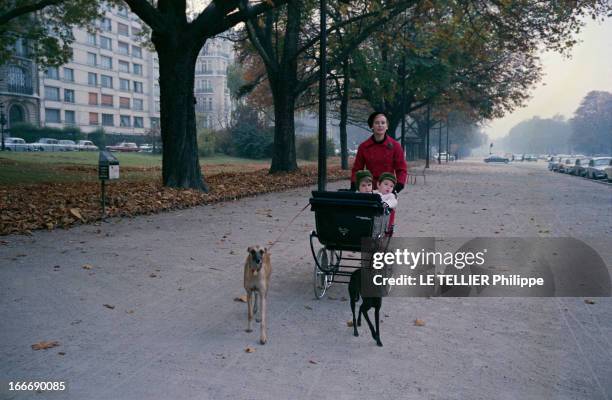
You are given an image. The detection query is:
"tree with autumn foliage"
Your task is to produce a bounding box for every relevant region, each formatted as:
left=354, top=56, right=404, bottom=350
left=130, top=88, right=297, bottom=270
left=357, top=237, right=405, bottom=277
left=115, top=0, right=289, bottom=191
left=0, top=0, right=117, bottom=67
left=570, top=91, right=612, bottom=155
left=239, top=0, right=415, bottom=172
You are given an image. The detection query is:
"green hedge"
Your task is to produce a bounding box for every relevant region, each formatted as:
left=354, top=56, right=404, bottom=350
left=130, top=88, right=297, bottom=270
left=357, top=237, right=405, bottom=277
left=296, top=136, right=336, bottom=160
left=232, top=125, right=273, bottom=159
left=9, top=123, right=84, bottom=143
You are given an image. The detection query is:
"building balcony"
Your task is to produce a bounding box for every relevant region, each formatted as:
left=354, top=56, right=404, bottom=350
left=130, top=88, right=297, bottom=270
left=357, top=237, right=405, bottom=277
left=195, top=88, right=213, bottom=93
left=7, top=84, right=34, bottom=95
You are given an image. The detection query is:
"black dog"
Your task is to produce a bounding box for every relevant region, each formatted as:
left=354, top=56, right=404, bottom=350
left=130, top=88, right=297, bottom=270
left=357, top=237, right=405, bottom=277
left=348, top=269, right=382, bottom=347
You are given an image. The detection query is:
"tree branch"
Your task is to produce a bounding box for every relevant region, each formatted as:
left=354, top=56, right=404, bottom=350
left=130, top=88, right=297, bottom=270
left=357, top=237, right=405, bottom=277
left=0, top=0, right=63, bottom=25
left=123, top=0, right=167, bottom=33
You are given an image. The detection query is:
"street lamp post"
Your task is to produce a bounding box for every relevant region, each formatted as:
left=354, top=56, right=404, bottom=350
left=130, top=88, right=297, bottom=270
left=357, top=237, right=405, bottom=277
left=317, top=0, right=327, bottom=192
left=446, top=116, right=450, bottom=162
left=425, top=104, right=430, bottom=168
left=0, top=102, right=7, bottom=151
left=437, top=121, right=442, bottom=164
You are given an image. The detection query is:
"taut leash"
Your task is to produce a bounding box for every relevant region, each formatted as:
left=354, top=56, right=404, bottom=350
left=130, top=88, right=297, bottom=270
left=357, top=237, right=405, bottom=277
left=267, top=203, right=311, bottom=250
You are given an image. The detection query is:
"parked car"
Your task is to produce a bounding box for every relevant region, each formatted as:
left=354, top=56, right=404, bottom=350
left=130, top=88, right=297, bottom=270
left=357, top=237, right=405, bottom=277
left=549, top=155, right=568, bottom=171
left=512, top=154, right=524, bottom=161
left=585, top=157, right=612, bottom=179
left=605, top=165, right=612, bottom=182
left=139, top=144, right=153, bottom=153
left=524, top=154, right=538, bottom=162
left=557, top=157, right=576, bottom=173
left=58, top=139, right=77, bottom=151
left=106, top=142, right=139, bottom=152
left=484, top=155, right=509, bottom=163
left=32, top=138, right=63, bottom=151
left=76, top=140, right=98, bottom=151
left=4, top=137, right=31, bottom=151
left=571, top=158, right=591, bottom=176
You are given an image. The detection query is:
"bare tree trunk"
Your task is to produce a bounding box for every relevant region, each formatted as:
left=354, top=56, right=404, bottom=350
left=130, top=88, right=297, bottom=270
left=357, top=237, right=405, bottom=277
left=270, top=81, right=298, bottom=172
left=155, top=40, right=207, bottom=191
left=339, top=60, right=350, bottom=170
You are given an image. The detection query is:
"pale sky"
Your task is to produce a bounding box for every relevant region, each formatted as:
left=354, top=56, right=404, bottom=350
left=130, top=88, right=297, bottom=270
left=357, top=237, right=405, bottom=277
left=484, top=17, right=612, bottom=139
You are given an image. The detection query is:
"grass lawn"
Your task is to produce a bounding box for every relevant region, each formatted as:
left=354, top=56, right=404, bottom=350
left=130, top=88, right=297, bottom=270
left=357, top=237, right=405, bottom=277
left=0, top=151, right=335, bottom=186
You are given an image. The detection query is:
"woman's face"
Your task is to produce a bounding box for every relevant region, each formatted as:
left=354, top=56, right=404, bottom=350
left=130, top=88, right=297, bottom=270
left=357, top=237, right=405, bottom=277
left=372, top=114, right=387, bottom=137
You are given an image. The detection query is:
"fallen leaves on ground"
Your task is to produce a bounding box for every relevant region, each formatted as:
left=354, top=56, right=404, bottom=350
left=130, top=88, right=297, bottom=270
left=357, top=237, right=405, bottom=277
left=245, top=347, right=256, bottom=353
left=31, top=340, right=60, bottom=350
left=82, top=264, right=93, bottom=270
left=584, top=299, right=596, bottom=305
left=1, top=165, right=349, bottom=235
left=414, top=319, right=426, bottom=326
left=308, top=360, right=318, bottom=364
left=234, top=295, right=247, bottom=303
left=347, top=320, right=354, bottom=327
left=103, top=304, right=115, bottom=310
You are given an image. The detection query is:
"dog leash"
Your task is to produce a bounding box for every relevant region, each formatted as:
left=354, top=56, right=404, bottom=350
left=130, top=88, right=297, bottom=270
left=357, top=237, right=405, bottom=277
left=267, top=203, right=311, bottom=250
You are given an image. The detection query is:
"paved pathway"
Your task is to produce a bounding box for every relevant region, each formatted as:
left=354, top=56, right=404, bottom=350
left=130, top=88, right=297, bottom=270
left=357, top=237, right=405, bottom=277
left=1, top=160, right=611, bottom=399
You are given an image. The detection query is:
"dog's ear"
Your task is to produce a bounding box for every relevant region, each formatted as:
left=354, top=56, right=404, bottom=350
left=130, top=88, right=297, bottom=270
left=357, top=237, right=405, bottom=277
left=264, top=247, right=269, bottom=253
left=247, top=246, right=253, bottom=253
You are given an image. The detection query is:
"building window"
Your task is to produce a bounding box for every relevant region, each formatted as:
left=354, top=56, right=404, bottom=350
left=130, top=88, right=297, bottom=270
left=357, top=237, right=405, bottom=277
left=6, top=65, right=33, bottom=94
left=63, top=67, right=74, bottom=82
left=133, top=63, right=142, bottom=76
left=100, top=17, right=112, bottom=32
left=45, top=108, right=61, bottom=123
left=44, top=86, right=60, bottom=101
left=120, top=115, right=131, bottom=127
left=65, top=110, right=75, bottom=124
left=153, top=83, right=159, bottom=96
left=100, top=55, right=112, bottom=69
left=154, top=100, right=160, bottom=112
left=119, top=60, right=130, bottom=73
left=117, top=7, right=128, bottom=18
left=87, top=33, right=97, bottom=46
left=89, top=112, right=99, bottom=125
left=88, top=92, right=98, bottom=105
left=133, top=81, right=143, bottom=93
left=64, top=89, right=75, bottom=103
left=88, top=72, right=97, bottom=86
left=118, top=41, right=129, bottom=55
left=133, top=98, right=143, bottom=111
left=44, top=67, right=59, bottom=80
left=102, top=113, right=114, bottom=126
left=208, top=97, right=213, bottom=111
left=100, top=36, right=112, bottom=50
left=132, top=26, right=141, bottom=37
left=134, top=117, right=143, bottom=128
left=120, top=78, right=130, bottom=91
left=87, top=52, right=97, bottom=66
left=14, top=39, right=28, bottom=57
left=101, top=94, right=113, bottom=107
left=118, top=23, right=129, bottom=36
left=119, top=97, right=130, bottom=109
left=101, top=75, right=113, bottom=88
left=132, top=45, right=142, bottom=58
left=150, top=117, right=160, bottom=127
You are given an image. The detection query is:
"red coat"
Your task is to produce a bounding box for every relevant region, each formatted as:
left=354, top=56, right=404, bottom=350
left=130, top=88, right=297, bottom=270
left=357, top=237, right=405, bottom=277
left=351, top=134, right=407, bottom=187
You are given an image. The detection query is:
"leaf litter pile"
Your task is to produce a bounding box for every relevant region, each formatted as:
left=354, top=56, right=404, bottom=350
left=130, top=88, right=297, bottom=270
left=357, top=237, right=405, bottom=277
left=1, top=166, right=349, bottom=235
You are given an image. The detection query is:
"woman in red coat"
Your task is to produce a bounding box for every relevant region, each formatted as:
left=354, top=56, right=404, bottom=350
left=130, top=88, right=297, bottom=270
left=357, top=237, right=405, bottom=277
left=351, top=111, right=407, bottom=233
left=351, top=111, right=407, bottom=190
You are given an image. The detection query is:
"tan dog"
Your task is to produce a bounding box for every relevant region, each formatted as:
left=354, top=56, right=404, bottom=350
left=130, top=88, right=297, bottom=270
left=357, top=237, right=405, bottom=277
left=244, top=246, right=272, bottom=344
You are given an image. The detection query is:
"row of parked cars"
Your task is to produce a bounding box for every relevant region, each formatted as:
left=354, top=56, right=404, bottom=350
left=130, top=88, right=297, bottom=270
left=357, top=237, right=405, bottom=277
left=4, top=137, right=158, bottom=153
left=548, top=155, right=612, bottom=182
left=5, top=137, right=98, bottom=151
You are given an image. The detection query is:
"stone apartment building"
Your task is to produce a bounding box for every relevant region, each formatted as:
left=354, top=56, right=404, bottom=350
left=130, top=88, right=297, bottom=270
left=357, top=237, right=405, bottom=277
left=194, top=38, right=233, bottom=130
left=0, top=39, right=40, bottom=128
left=0, top=4, right=233, bottom=137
